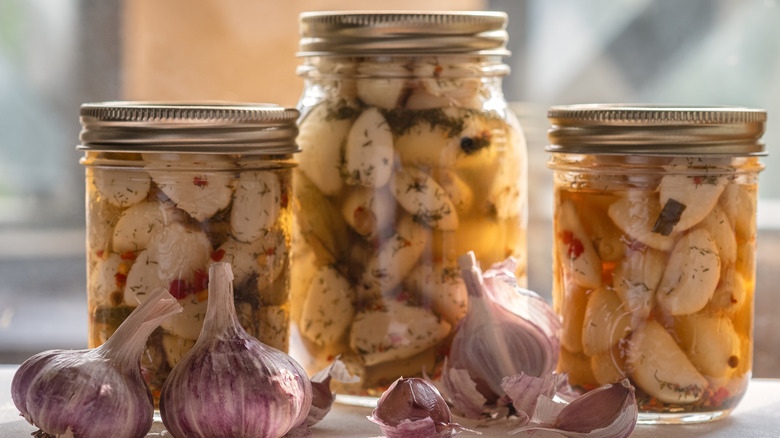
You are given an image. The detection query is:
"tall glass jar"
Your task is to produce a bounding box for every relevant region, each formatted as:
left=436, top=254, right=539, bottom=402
left=290, top=11, right=528, bottom=400
left=79, top=102, right=299, bottom=406
left=547, top=104, right=766, bottom=423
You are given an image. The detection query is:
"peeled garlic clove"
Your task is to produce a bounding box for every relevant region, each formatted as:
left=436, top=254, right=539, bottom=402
left=370, top=377, right=466, bottom=438
left=12, top=288, right=181, bottom=438
left=656, top=228, right=720, bottom=315
left=160, top=263, right=312, bottom=438
left=628, top=320, right=707, bottom=404
left=300, top=266, right=355, bottom=346
left=356, top=62, right=409, bottom=109
left=675, top=313, right=741, bottom=378
left=230, top=171, right=281, bottom=243
left=112, top=200, right=174, bottom=253
left=340, top=187, right=397, bottom=240
left=92, top=167, right=151, bottom=208
left=612, top=246, right=665, bottom=322
left=659, top=174, right=726, bottom=232
left=296, top=103, right=351, bottom=196
left=344, top=107, right=395, bottom=188
left=350, top=300, right=450, bottom=366
left=555, top=200, right=601, bottom=289
left=403, top=262, right=468, bottom=325
left=581, top=287, right=632, bottom=357
left=608, top=192, right=679, bottom=251
left=392, top=166, right=459, bottom=230
left=697, top=205, right=737, bottom=271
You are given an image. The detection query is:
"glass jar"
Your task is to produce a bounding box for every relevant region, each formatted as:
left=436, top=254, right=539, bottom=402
left=291, top=11, right=528, bottom=399
left=547, top=104, right=766, bottom=424
left=79, top=102, right=299, bottom=406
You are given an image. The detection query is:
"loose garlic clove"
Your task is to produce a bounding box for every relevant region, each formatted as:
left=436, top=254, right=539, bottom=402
left=656, top=228, right=720, bottom=316
left=92, top=167, right=151, bottom=208
left=628, top=320, right=707, bottom=404
left=392, top=166, right=459, bottom=230
left=350, top=300, right=451, bottom=366
left=296, top=103, right=352, bottom=196
left=344, top=107, right=395, bottom=188
left=555, top=200, right=602, bottom=289
left=581, top=287, right=632, bottom=357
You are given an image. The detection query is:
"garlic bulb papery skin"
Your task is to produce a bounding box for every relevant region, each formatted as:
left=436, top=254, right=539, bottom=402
left=11, top=288, right=182, bottom=438
left=306, top=357, right=360, bottom=427
left=510, top=379, right=638, bottom=438
left=159, top=262, right=312, bottom=438
left=369, top=377, right=468, bottom=438
left=442, top=252, right=561, bottom=417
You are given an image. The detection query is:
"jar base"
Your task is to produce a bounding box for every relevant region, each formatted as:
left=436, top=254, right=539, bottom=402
left=335, top=393, right=379, bottom=408
left=637, top=408, right=732, bottom=425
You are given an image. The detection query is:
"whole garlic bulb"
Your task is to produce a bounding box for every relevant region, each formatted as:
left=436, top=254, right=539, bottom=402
left=159, top=262, right=312, bottom=438
left=11, top=288, right=182, bottom=438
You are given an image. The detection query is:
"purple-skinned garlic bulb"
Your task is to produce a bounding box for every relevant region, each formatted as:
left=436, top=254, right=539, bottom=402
left=159, top=262, right=312, bottom=438
left=11, top=288, right=182, bottom=438
left=369, top=377, right=468, bottom=438
left=442, top=252, right=562, bottom=418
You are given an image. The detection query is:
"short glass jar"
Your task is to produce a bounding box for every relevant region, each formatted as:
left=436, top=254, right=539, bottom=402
left=547, top=104, right=766, bottom=424
left=79, top=102, right=299, bottom=406
left=291, top=11, right=528, bottom=400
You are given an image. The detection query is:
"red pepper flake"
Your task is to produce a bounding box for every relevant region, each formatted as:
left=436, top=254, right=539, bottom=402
left=96, top=249, right=105, bottom=259
left=169, top=279, right=192, bottom=300
left=280, top=191, right=289, bottom=209
left=434, top=65, right=444, bottom=76
left=559, top=230, right=573, bottom=245
left=114, top=273, right=127, bottom=288
left=710, top=387, right=730, bottom=407
left=693, top=176, right=703, bottom=185
left=193, top=269, right=209, bottom=292
left=265, top=247, right=276, bottom=256
left=395, top=291, right=409, bottom=302
left=193, top=176, right=209, bottom=188
left=568, top=237, right=585, bottom=259
left=210, top=249, right=226, bottom=262
left=120, top=250, right=137, bottom=261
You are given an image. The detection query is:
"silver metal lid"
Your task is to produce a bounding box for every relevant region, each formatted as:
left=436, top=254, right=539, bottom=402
left=298, top=11, right=510, bottom=56
left=79, top=102, right=300, bottom=154
left=547, top=104, right=767, bottom=155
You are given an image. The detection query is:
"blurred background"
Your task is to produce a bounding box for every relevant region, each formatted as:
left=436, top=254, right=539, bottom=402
left=1, top=0, right=779, bottom=377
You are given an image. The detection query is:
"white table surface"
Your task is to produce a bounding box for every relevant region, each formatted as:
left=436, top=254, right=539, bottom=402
left=1, top=364, right=778, bottom=437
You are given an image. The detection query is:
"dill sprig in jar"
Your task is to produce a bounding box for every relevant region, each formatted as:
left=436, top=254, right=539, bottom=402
left=290, top=11, right=528, bottom=401
left=547, top=104, right=766, bottom=424
left=79, top=102, right=299, bottom=406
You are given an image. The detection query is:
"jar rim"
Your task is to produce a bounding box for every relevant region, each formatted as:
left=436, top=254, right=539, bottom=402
left=297, top=11, right=510, bottom=57
left=78, top=102, right=301, bottom=154
left=547, top=104, right=767, bottom=156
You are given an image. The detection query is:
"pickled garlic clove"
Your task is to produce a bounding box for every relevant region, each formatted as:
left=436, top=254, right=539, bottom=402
left=145, top=155, right=235, bottom=222
left=607, top=192, right=679, bottom=251
left=405, top=89, right=453, bottom=110
left=674, top=313, right=741, bottom=379
left=555, top=200, right=601, bottom=289
left=612, top=247, right=665, bottom=323
left=560, top=281, right=588, bottom=353
left=392, top=166, right=459, bottom=230
left=123, top=250, right=165, bottom=305
left=707, top=268, right=748, bottom=317
left=92, top=167, right=151, bottom=208
left=719, top=183, right=758, bottom=241
left=340, top=187, right=396, bottom=240
left=656, top=228, right=720, bottom=316
left=403, top=262, right=468, bottom=325
left=590, top=345, right=629, bottom=387
left=628, top=320, right=707, bottom=404
left=356, top=63, right=410, bottom=109
left=370, top=377, right=467, bottom=438
left=300, top=266, right=355, bottom=347
left=89, top=252, right=125, bottom=308
left=112, top=200, right=177, bottom=253
left=581, top=287, right=631, bottom=357
left=360, top=215, right=428, bottom=298
left=296, top=103, right=352, bottom=196
left=160, top=294, right=208, bottom=340
left=344, top=107, right=395, bottom=187
left=161, top=334, right=195, bottom=369
left=697, top=205, right=737, bottom=272
left=349, top=300, right=451, bottom=366
left=659, top=174, right=727, bottom=232
left=293, top=171, right=351, bottom=264
left=438, top=170, right=474, bottom=215
left=230, top=171, right=281, bottom=243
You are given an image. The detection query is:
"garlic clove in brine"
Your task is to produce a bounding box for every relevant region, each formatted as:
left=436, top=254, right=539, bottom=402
left=11, top=288, right=182, bottom=438
left=369, top=377, right=469, bottom=438
left=160, top=262, right=313, bottom=438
